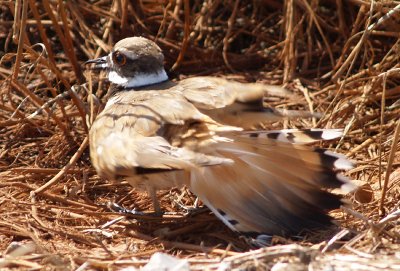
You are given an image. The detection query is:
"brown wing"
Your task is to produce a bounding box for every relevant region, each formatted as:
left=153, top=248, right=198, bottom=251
left=179, top=76, right=291, bottom=108
left=177, top=76, right=313, bottom=128
left=89, top=88, right=234, bottom=181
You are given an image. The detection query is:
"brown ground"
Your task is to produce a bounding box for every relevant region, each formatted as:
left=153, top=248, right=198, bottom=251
left=0, top=1, right=399, bottom=270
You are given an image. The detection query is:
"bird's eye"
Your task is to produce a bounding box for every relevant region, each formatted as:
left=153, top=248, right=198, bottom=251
left=112, top=51, right=126, bottom=66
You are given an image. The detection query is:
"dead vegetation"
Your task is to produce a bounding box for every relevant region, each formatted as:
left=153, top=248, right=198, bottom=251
left=0, top=0, right=399, bottom=270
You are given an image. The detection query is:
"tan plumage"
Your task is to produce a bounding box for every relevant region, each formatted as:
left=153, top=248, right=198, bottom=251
left=87, top=37, right=355, bottom=236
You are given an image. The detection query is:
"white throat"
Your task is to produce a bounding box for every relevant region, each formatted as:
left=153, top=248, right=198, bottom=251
left=108, top=69, right=168, bottom=88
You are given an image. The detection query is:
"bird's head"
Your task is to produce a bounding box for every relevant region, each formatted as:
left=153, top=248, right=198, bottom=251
left=85, top=37, right=168, bottom=88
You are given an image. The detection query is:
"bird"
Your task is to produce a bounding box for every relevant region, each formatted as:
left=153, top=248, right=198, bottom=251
left=85, top=36, right=355, bottom=237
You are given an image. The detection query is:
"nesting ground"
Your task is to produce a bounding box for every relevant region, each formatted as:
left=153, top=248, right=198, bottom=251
left=0, top=1, right=399, bottom=270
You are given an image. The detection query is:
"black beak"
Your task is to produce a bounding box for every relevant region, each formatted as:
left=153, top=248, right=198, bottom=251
left=84, top=56, right=108, bottom=70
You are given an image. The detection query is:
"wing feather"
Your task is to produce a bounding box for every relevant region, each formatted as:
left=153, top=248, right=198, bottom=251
left=90, top=89, right=234, bottom=180
left=178, top=77, right=317, bottom=128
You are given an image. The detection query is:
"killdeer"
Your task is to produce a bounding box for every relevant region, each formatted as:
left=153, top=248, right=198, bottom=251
left=86, top=37, right=355, bottom=236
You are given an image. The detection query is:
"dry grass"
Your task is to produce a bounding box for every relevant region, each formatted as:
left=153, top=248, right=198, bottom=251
left=0, top=0, right=399, bottom=270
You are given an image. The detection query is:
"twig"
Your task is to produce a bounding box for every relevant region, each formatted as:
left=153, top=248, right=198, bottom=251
left=171, top=0, right=191, bottom=71
left=222, top=0, right=239, bottom=72
left=33, top=137, right=89, bottom=194
left=11, top=0, right=28, bottom=82
left=10, top=80, right=70, bottom=137
left=379, top=119, right=400, bottom=216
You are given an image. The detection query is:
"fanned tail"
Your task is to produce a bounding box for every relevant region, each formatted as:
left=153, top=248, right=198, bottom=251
left=189, top=135, right=355, bottom=235
left=241, top=128, right=343, bottom=144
